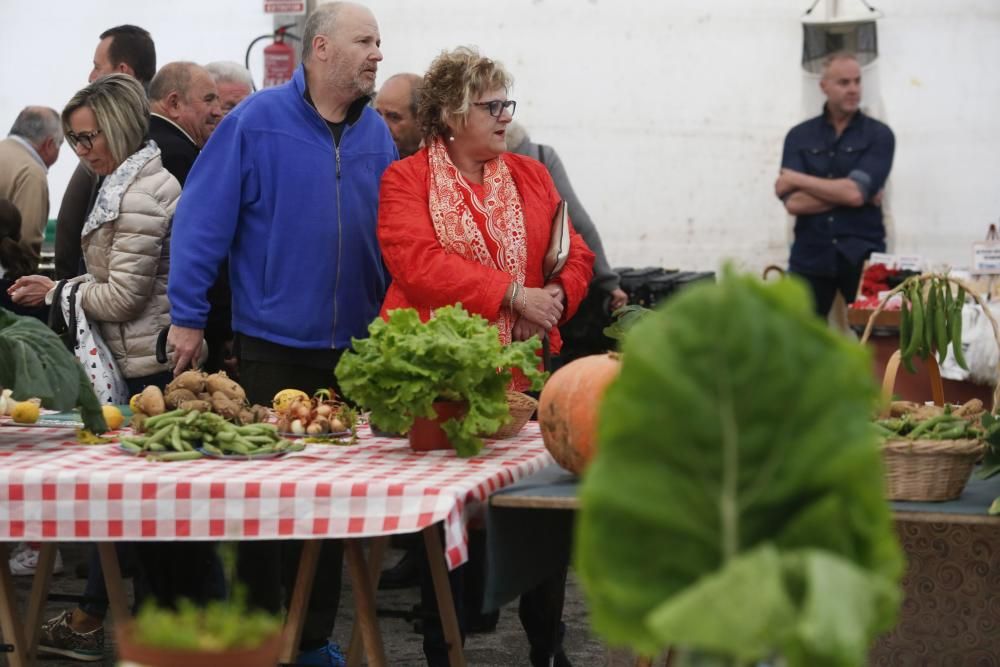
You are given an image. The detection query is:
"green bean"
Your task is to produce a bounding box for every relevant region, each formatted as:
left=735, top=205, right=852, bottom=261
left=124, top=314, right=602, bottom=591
left=903, top=282, right=924, bottom=360
left=150, top=451, right=204, bottom=462
left=144, top=409, right=188, bottom=430
left=899, top=294, right=914, bottom=372
left=908, top=414, right=961, bottom=439
left=934, top=281, right=949, bottom=363
left=924, top=280, right=937, bottom=360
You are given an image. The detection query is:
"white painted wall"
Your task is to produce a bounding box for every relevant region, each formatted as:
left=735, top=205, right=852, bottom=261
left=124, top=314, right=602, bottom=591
left=2, top=0, right=998, bottom=272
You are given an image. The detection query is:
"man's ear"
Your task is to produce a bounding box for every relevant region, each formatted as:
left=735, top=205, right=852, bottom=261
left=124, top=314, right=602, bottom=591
left=165, top=91, right=184, bottom=117
left=311, top=34, right=329, bottom=62
left=117, top=62, right=134, bottom=76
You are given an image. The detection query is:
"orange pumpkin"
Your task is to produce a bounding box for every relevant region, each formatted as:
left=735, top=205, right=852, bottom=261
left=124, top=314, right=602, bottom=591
left=538, top=353, right=621, bottom=474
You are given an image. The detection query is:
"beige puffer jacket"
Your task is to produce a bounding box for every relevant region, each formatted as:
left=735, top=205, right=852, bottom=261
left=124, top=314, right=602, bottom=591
left=76, top=143, right=180, bottom=379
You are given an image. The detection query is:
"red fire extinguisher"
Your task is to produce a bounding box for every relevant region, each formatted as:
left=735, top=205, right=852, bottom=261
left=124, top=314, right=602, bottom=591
left=262, top=30, right=296, bottom=88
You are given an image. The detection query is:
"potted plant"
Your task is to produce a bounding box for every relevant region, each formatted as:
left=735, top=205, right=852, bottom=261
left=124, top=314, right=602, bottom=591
left=336, top=305, right=546, bottom=457
left=115, top=544, right=283, bottom=666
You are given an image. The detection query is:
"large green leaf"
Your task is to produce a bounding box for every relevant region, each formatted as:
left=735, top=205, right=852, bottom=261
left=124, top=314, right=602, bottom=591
left=575, top=270, right=902, bottom=662
left=0, top=308, right=107, bottom=433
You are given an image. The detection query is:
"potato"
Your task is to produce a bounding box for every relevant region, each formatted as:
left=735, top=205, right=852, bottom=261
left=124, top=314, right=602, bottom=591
left=211, top=396, right=242, bottom=420
left=178, top=399, right=212, bottom=412
left=238, top=409, right=256, bottom=425
left=131, top=411, right=149, bottom=434
left=167, top=370, right=207, bottom=395
left=138, top=385, right=166, bottom=416
left=165, top=388, right=197, bottom=409
left=206, top=372, right=246, bottom=403
left=251, top=405, right=271, bottom=423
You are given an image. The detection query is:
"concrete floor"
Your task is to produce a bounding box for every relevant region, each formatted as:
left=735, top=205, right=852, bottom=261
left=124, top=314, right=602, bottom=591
left=6, top=543, right=622, bottom=666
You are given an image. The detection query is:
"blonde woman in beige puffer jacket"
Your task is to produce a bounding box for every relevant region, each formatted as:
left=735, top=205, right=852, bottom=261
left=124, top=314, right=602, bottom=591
left=9, top=74, right=179, bottom=392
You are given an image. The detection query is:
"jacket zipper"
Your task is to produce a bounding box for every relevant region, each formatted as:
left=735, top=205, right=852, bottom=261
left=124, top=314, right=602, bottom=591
left=305, top=101, right=345, bottom=349
left=333, top=142, right=343, bottom=346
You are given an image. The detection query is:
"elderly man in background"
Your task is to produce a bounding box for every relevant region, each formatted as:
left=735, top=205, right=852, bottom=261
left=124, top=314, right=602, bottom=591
left=374, top=72, right=422, bottom=158
left=148, top=61, right=222, bottom=184
left=0, top=106, right=62, bottom=270
left=55, top=24, right=156, bottom=280
left=167, top=3, right=396, bottom=663
left=205, top=61, right=254, bottom=115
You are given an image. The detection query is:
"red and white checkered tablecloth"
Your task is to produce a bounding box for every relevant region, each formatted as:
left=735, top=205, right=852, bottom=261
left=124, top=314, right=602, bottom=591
left=0, top=422, right=553, bottom=569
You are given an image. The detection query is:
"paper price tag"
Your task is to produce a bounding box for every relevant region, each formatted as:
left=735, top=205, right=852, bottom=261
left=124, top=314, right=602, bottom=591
left=972, top=242, right=1000, bottom=274
left=868, top=252, right=925, bottom=271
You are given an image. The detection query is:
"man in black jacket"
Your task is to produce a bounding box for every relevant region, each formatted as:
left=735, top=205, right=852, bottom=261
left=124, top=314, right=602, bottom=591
left=148, top=62, right=222, bottom=184
left=148, top=62, right=232, bottom=374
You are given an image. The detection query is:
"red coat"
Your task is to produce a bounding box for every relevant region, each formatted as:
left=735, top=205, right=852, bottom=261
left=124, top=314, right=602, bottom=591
left=378, top=148, right=595, bottom=355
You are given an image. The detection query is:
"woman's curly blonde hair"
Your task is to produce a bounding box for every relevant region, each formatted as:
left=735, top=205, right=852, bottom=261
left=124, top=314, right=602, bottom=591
left=418, top=46, right=513, bottom=140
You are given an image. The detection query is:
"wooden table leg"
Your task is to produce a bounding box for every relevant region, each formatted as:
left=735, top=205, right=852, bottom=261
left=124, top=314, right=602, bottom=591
left=25, top=543, right=58, bottom=660
left=97, top=543, right=130, bottom=623
left=346, top=536, right=389, bottom=667
left=280, top=539, right=321, bottom=665
left=423, top=526, right=467, bottom=667
left=345, top=539, right=387, bottom=667
left=0, top=543, right=29, bottom=667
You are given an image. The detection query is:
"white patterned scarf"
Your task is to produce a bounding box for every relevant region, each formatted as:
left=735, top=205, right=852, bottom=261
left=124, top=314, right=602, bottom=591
left=427, top=136, right=527, bottom=343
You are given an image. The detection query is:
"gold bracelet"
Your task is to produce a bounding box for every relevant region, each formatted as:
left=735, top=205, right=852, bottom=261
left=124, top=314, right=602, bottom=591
left=509, top=283, right=519, bottom=311
left=519, top=284, right=527, bottom=314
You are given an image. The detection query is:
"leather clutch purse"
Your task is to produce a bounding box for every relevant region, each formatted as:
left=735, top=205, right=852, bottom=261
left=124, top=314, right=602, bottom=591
left=542, top=200, right=570, bottom=282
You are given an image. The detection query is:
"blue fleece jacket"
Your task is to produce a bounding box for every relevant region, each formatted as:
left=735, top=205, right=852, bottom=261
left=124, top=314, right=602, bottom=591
left=168, top=65, right=397, bottom=349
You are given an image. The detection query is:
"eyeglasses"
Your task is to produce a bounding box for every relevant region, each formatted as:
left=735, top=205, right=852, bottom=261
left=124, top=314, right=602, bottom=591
left=472, top=100, right=516, bottom=119
left=66, top=129, right=102, bottom=151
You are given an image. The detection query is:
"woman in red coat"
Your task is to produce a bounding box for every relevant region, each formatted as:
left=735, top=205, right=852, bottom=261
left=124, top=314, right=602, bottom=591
left=377, top=48, right=594, bottom=391
left=378, top=48, right=591, bottom=667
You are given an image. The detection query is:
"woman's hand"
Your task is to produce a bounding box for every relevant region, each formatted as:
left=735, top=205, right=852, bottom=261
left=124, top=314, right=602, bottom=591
left=609, top=288, right=629, bottom=311
left=516, top=286, right=563, bottom=331
left=512, top=317, right=546, bottom=342
left=7, top=275, right=55, bottom=306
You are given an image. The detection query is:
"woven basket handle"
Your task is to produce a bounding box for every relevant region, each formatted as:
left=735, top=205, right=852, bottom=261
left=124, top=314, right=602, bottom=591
left=879, top=350, right=945, bottom=417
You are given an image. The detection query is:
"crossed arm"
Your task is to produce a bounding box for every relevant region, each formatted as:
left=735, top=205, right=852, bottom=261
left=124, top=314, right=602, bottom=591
left=774, top=169, right=865, bottom=215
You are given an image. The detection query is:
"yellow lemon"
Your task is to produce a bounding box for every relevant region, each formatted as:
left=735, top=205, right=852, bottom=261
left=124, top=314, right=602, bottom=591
left=11, top=401, right=40, bottom=424
left=129, top=393, right=142, bottom=413
left=102, top=405, right=125, bottom=430
left=273, top=389, right=309, bottom=413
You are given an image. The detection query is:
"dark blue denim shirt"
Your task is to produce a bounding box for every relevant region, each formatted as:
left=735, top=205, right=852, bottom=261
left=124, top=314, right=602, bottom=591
left=782, top=106, right=895, bottom=276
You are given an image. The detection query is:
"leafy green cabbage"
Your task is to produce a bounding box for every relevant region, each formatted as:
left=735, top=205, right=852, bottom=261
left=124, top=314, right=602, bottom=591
left=336, top=305, right=545, bottom=456
left=575, top=271, right=902, bottom=666
left=0, top=307, right=107, bottom=433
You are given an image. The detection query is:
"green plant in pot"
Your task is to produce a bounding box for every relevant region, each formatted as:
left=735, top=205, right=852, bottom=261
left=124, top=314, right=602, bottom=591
left=116, top=543, right=283, bottom=666
left=576, top=269, right=903, bottom=667
left=336, top=305, right=546, bottom=457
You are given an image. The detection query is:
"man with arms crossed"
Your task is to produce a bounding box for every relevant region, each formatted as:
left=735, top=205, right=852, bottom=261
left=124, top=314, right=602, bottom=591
left=776, top=51, right=895, bottom=317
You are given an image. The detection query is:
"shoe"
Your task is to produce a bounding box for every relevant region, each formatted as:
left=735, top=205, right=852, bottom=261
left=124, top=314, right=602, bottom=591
left=296, top=641, right=346, bottom=666
left=9, top=546, right=64, bottom=576
left=379, top=549, right=420, bottom=590
left=37, top=610, right=104, bottom=662
left=529, top=648, right=572, bottom=667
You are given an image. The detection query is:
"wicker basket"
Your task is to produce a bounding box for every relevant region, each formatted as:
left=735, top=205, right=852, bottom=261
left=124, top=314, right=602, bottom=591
left=488, top=391, right=538, bottom=439
left=882, top=437, right=984, bottom=501
left=859, top=274, right=997, bottom=501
